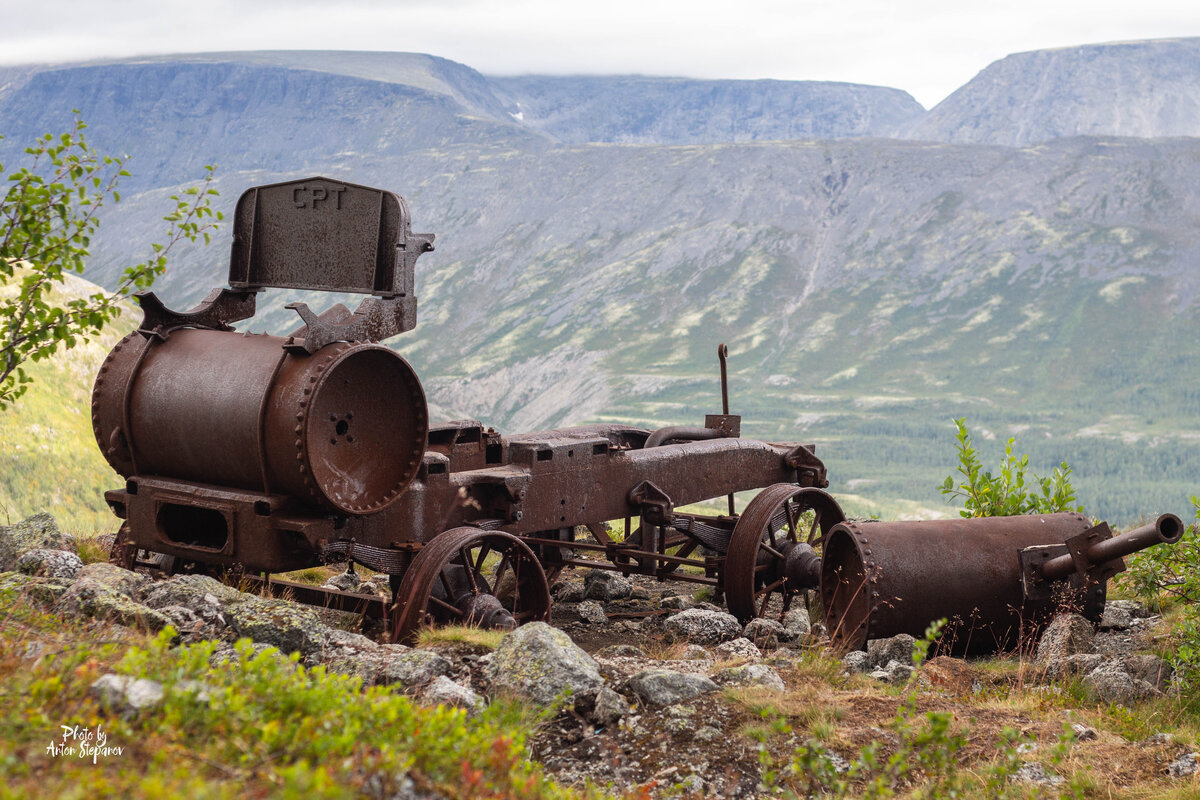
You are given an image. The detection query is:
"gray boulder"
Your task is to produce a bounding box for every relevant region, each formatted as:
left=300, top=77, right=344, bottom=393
left=1014, top=763, right=1064, bottom=787
left=842, top=650, right=872, bottom=674
left=380, top=649, right=453, bottom=688
left=90, top=674, right=164, bottom=716
left=485, top=622, right=603, bottom=706
left=663, top=608, right=742, bottom=645
left=1098, top=604, right=1134, bottom=631
left=59, top=576, right=170, bottom=632
left=226, top=597, right=324, bottom=655
left=1122, top=655, right=1174, bottom=692
left=715, top=638, right=762, bottom=661
left=74, top=563, right=150, bottom=599
left=323, top=570, right=362, bottom=592
left=1044, top=653, right=1104, bottom=681
left=584, top=569, right=633, bottom=601
left=714, top=664, right=785, bottom=691
left=0, top=513, right=76, bottom=569
left=142, top=574, right=253, bottom=610
left=588, top=687, right=632, bottom=726
left=554, top=581, right=586, bottom=603
left=421, top=676, right=484, bottom=712
left=1084, top=663, right=1159, bottom=704
left=780, top=609, right=812, bottom=641
left=1035, top=614, right=1095, bottom=666
left=659, top=595, right=695, bottom=610
left=628, top=669, right=718, bottom=706
left=16, top=548, right=83, bottom=580
left=867, top=634, right=916, bottom=669
left=1169, top=752, right=1200, bottom=778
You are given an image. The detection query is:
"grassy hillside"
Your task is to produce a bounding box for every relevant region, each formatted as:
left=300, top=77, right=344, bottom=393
left=0, top=271, right=132, bottom=536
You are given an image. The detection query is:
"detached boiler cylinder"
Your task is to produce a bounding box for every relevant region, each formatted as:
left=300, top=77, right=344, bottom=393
left=820, top=513, right=1095, bottom=654
left=91, top=328, right=428, bottom=516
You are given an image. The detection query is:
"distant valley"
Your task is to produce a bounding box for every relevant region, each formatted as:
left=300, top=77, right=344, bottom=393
left=2, top=41, right=1199, bottom=527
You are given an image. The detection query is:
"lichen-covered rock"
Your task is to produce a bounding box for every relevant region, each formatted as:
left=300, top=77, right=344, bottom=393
left=90, top=674, right=164, bottom=715
left=742, top=618, right=783, bottom=649
left=867, top=634, right=915, bottom=669
left=16, top=548, right=83, bottom=580
left=1035, top=614, right=1095, bottom=666
left=226, top=597, right=323, bottom=655
left=1043, top=653, right=1104, bottom=681
left=158, top=605, right=215, bottom=641
left=916, top=656, right=979, bottom=694
left=715, top=638, right=761, bottom=661
left=142, top=574, right=253, bottom=610
left=584, top=569, right=633, bottom=601
left=1084, top=663, right=1159, bottom=704
left=377, top=648, right=453, bottom=688
left=1169, top=752, right=1200, bottom=778
left=0, top=513, right=76, bottom=569
left=628, top=669, right=718, bottom=706
left=577, top=600, right=608, bottom=624
left=485, top=622, right=603, bottom=706
left=208, top=641, right=287, bottom=667
left=841, top=650, right=871, bottom=674
left=1122, top=654, right=1174, bottom=692
left=323, top=570, right=362, bottom=592
left=74, top=562, right=150, bottom=600
left=780, top=609, right=812, bottom=642
left=1099, top=604, right=1134, bottom=631
left=1014, top=762, right=1064, bottom=787
left=680, top=644, right=712, bottom=661
left=714, top=663, right=785, bottom=691
left=59, top=578, right=171, bottom=632
left=659, top=595, right=694, bottom=610
left=0, top=570, right=73, bottom=606
left=421, top=676, right=484, bottom=712
left=554, top=581, right=586, bottom=602
left=663, top=608, right=741, bottom=645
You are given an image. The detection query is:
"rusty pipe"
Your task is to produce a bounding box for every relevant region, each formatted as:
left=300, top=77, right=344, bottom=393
left=1040, top=513, right=1184, bottom=581
left=644, top=425, right=723, bottom=448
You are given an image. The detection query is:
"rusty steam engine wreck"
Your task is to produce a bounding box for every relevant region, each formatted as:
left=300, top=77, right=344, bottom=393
left=91, top=177, right=1183, bottom=652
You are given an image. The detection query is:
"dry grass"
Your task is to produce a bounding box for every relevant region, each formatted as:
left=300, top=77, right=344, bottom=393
left=416, top=624, right=507, bottom=651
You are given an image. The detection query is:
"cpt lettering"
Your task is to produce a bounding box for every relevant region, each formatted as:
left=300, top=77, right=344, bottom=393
left=293, top=184, right=347, bottom=209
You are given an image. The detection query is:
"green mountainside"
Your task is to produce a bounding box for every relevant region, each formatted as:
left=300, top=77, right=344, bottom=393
left=3, top=43, right=1200, bottom=529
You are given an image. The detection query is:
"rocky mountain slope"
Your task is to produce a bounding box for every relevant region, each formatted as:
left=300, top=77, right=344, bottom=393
left=2, top=42, right=1199, bottom=525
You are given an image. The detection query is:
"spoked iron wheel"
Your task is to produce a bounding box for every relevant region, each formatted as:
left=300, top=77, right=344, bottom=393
left=724, top=485, right=845, bottom=622
left=390, top=527, right=551, bottom=644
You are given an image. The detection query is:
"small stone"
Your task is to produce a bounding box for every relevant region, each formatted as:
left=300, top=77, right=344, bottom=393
left=693, top=726, right=722, bottom=742
left=866, top=634, right=915, bottom=669
left=1014, top=763, right=1065, bottom=787
left=628, top=669, right=718, bottom=706
left=1084, top=663, right=1159, bottom=705
left=1099, top=604, right=1134, bottom=630
left=842, top=650, right=871, bottom=674
left=75, top=562, right=151, bottom=599
left=1169, top=752, right=1200, bottom=778
left=630, top=587, right=652, bottom=601
left=0, top=513, right=76, bottom=569
left=715, top=637, right=762, bottom=661
left=714, top=663, right=785, bottom=691
left=324, top=571, right=361, bottom=592
left=555, top=582, right=586, bottom=603
left=577, top=600, right=608, bottom=624
left=1071, top=723, right=1097, bottom=741
left=663, top=608, right=742, bottom=645
left=1035, top=614, right=1095, bottom=666
left=421, top=676, right=484, bottom=712
left=16, top=549, right=83, bottom=580
left=660, top=595, right=694, bottom=610
left=1140, top=733, right=1176, bottom=747
left=90, top=674, right=164, bottom=715
left=596, top=644, right=646, bottom=659
left=884, top=660, right=915, bottom=685
left=680, top=644, right=711, bottom=661
left=742, top=618, right=783, bottom=649
left=780, top=609, right=812, bottom=641
left=584, top=569, right=633, bottom=601
left=589, top=687, right=632, bottom=726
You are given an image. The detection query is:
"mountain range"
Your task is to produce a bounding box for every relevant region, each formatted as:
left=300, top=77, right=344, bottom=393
left=2, top=40, right=1200, bottom=527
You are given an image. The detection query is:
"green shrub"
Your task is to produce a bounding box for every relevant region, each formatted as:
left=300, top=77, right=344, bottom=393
left=940, top=417, right=1083, bottom=517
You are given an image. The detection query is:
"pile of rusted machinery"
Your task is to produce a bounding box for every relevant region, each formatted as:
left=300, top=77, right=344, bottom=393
left=92, top=178, right=1183, bottom=652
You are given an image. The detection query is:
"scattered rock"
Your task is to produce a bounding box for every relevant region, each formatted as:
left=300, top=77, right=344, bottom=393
left=1014, top=762, right=1065, bottom=787
left=663, top=608, right=741, bottom=645
left=485, top=622, right=603, bottom=706
left=74, top=562, right=151, bottom=599
left=16, top=548, right=83, bottom=580
left=1099, top=604, right=1134, bottom=631
left=841, top=650, right=871, bottom=674
left=584, top=569, right=633, bottom=601
left=1084, top=663, right=1159, bottom=705
left=867, top=634, right=915, bottom=669
left=693, top=726, right=722, bottom=742
left=1140, top=733, right=1177, bottom=747
left=659, top=595, right=694, bottom=610
left=742, top=618, right=783, bottom=649
left=714, top=664, right=785, bottom=691
left=1044, top=653, right=1104, bottom=681
left=1169, top=752, right=1200, bottom=778
left=90, top=674, right=164, bottom=715
left=780, top=609, right=812, bottom=641
left=1071, top=723, right=1098, bottom=741
left=555, top=582, right=586, bottom=603
left=715, top=638, right=761, bottom=661
left=383, top=649, right=454, bottom=688
left=59, top=577, right=171, bottom=632
left=1122, top=654, right=1174, bottom=692
left=208, top=641, right=286, bottom=667
left=577, top=600, right=608, bottom=624
left=629, top=586, right=652, bottom=601
left=158, top=605, right=219, bottom=641
left=596, top=644, right=646, bottom=659
left=588, top=687, right=632, bottom=726
left=1035, top=614, right=1095, bottom=666
left=628, top=669, right=718, bottom=706
left=141, top=574, right=253, bottom=610
left=421, top=676, right=484, bottom=712
left=324, top=570, right=362, bottom=592
left=0, top=512, right=76, bottom=569
left=680, top=644, right=712, bottom=661
left=870, top=660, right=914, bottom=685
left=1107, top=599, right=1153, bottom=620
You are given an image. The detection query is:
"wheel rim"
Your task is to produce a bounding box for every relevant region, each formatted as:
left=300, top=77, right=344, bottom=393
left=390, top=528, right=551, bottom=644
left=724, top=485, right=845, bottom=622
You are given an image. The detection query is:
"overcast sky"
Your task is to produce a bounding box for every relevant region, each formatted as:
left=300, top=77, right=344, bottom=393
left=3, top=0, right=1199, bottom=108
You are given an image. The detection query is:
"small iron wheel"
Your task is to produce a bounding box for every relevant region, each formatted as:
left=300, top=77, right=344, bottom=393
left=390, top=527, right=551, bottom=644
left=724, top=485, right=845, bottom=622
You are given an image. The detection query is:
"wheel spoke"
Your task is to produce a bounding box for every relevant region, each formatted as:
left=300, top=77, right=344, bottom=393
left=512, top=550, right=523, bottom=614
left=473, top=544, right=492, bottom=573
left=807, top=508, right=823, bottom=544
left=429, top=595, right=464, bottom=617
left=761, top=543, right=785, bottom=561
left=784, top=500, right=799, bottom=539
left=459, top=548, right=480, bottom=594
left=438, top=569, right=456, bottom=600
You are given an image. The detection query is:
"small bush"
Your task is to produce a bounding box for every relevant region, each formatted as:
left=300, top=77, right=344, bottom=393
left=940, top=417, right=1083, bottom=517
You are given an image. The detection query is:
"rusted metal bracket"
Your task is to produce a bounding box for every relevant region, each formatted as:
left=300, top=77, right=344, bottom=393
left=784, top=443, right=828, bottom=487
left=283, top=295, right=417, bottom=354
left=135, top=287, right=259, bottom=340
left=628, top=480, right=674, bottom=526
